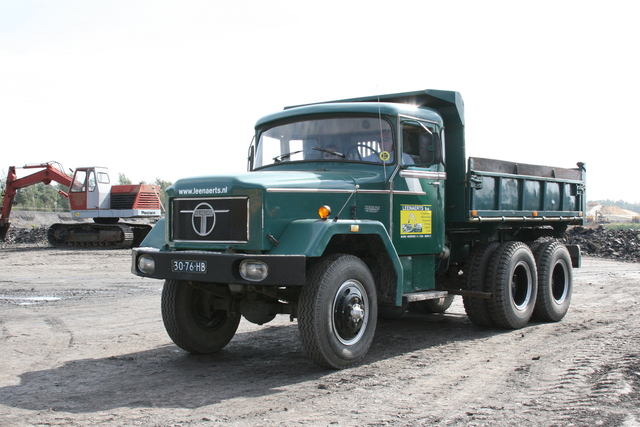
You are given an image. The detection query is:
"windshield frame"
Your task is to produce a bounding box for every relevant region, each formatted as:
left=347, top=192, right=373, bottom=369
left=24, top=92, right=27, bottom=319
left=252, top=115, right=397, bottom=170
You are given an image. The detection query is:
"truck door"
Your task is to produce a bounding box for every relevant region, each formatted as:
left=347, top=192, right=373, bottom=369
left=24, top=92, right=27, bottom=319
left=391, top=120, right=446, bottom=257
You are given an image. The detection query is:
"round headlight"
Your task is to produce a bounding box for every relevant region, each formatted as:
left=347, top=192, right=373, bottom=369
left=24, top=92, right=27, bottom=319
left=137, top=255, right=155, bottom=274
left=239, top=259, right=269, bottom=282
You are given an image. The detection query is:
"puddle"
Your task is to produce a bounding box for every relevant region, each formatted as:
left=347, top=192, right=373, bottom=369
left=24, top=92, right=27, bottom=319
left=0, top=295, right=62, bottom=305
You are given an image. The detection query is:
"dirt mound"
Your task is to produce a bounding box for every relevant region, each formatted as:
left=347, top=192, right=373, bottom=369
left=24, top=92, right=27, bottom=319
left=2, top=226, right=49, bottom=245
left=567, top=226, right=640, bottom=262
left=1, top=211, right=85, bottom=247
left=600, top=206, right=633, bottom=215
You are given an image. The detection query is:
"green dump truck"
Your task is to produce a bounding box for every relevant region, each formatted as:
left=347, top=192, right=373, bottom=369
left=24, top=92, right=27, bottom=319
left=132, top=89, right=586, bottom=369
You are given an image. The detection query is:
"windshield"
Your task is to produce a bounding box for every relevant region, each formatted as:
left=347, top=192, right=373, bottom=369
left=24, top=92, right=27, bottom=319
left=70, top=170, right=87, bottom=192
left=254, top=117, right=395, bottom=169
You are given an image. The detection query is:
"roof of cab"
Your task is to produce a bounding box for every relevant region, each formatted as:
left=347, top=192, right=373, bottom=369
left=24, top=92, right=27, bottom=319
left=254, top=101, right=444, bottom=130
left=255, top=89, right=463, bottom=130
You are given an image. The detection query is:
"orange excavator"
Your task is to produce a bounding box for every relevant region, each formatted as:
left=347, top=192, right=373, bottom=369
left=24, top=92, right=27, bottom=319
left=1, top=162, right=162, bottom=248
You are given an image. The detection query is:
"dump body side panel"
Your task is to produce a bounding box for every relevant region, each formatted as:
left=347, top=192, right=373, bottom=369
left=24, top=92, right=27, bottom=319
left=463, top=157, right=586, bottom=224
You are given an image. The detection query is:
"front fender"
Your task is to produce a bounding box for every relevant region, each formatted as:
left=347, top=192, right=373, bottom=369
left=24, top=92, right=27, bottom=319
left=270, top=219, right=404, bottom=294
left=139, top=217, right=166, bottom=249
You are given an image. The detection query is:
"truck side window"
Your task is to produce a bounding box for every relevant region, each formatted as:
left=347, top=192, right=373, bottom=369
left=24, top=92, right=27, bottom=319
left=402, top=122, right=443, bottom=166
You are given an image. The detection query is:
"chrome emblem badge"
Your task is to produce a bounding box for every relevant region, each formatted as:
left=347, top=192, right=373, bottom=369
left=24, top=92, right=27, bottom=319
left=181, top=203, right=229, bottom=236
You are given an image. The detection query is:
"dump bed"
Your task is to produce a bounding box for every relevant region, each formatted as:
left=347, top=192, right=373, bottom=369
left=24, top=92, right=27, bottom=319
left=462, top=157, right=586, bottom=225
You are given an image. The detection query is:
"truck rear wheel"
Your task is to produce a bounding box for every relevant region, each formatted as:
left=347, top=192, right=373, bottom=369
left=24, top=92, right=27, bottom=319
left=462, top=242, right=499, bottom=326
left=488, top=242, right=538, bottom=329
left=298, top=254, right=377, bottom=369
left=533, top=241, right=573, bottom=322
left=161, top=280, right=240, bottom=354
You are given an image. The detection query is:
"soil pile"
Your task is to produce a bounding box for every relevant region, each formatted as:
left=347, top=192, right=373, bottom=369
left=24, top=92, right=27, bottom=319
left=2, top=226, right=48, bottom=245
left=600, top=206, right=636, bottom=216
left=567, top=226, right=640, bottom=262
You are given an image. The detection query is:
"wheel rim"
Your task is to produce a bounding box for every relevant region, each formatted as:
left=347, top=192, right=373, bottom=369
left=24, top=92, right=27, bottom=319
left=511, top=261, right=533, bottom=311
left=332, top=279, right=368, bottom=345
left=551, top=260, right=569, bottom=304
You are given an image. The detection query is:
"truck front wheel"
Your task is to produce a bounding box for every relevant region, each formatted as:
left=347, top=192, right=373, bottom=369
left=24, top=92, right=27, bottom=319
left=161, top=280, right=240, bottom=354
left=488, top=242, right=538, bottom=329
left=533, top=241, right=573, bottom=322
left=298, top=254, right=378, bottom=369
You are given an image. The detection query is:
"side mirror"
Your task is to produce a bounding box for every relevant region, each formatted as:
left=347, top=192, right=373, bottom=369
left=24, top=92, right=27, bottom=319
left=418, top=133, right=443, bottom=165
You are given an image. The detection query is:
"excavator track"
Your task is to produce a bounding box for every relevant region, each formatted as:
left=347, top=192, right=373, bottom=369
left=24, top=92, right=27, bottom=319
left=47, top=223, right=152, bottom=249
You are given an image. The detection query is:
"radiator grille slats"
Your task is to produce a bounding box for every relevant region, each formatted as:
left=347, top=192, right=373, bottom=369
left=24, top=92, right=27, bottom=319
left=171, top=197, right=249, bottom=243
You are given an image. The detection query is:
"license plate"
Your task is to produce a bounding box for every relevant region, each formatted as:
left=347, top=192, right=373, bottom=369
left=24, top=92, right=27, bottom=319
left=171, top=260, right=207, bottom=274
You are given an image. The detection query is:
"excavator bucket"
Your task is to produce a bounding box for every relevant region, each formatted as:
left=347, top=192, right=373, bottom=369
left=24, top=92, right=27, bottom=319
left=0, top=221, right=9, bottom=241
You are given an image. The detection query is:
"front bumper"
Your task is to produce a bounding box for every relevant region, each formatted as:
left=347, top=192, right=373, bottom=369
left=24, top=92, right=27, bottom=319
left=132, top=247, right=306, bottom=286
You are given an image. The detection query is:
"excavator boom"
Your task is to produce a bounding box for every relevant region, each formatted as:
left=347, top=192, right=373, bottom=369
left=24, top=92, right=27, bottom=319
left=1, top=163, right=72, bottom=240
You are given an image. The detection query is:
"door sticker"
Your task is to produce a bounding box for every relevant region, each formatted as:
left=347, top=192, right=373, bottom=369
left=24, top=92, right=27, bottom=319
left=400, top=205, right=432, bottom=238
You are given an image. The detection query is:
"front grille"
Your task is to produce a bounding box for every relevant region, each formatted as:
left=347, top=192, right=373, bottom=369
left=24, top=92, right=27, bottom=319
left=111, top=194, right=136, bottom=209
left=171, top=197, right=249, bottom=243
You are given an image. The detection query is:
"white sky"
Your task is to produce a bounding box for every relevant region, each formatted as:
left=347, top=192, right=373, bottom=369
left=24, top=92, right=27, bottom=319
left=1, top=1, right=638, bottom=203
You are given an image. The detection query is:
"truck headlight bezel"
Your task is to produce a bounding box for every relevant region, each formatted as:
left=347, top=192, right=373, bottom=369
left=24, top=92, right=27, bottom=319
left=239, top=259, right=269, bottom=282
left=137, top=255, right=156, bottom=274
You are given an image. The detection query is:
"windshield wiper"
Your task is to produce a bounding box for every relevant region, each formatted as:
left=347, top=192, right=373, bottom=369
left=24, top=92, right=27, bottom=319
left=273, top=150, right=304, bottom=163
left=312, top=147, right=346, bottom=158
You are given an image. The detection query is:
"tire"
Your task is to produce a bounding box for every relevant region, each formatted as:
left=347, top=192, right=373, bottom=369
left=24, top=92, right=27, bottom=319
left=487, top=242, right=538, bottom=329
left=462, top=242, right=499, bottom=326
left=533, top=241, right=573, bottom=322
left=409, top=295, right=455, bottom=314
left=161, top=280, right=240, bottom=354
left=298, top=254, right=378, bottom=369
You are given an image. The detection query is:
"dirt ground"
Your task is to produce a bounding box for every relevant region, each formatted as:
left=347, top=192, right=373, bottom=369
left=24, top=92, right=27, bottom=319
left=1, top=243, right=639, bottom=427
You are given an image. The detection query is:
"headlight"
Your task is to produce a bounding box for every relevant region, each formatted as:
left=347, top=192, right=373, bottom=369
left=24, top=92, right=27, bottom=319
left=239, top=259, right=268, bottom=282
left=137, top=255, right=155, bottom=274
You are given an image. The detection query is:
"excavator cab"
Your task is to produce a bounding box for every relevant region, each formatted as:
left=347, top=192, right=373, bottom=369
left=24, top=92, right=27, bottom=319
left=69, top=167, right=112, bottom=212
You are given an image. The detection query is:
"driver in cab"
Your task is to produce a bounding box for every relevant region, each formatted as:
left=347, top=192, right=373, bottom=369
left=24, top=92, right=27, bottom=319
left=363, top=130, right=414, bottom=164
